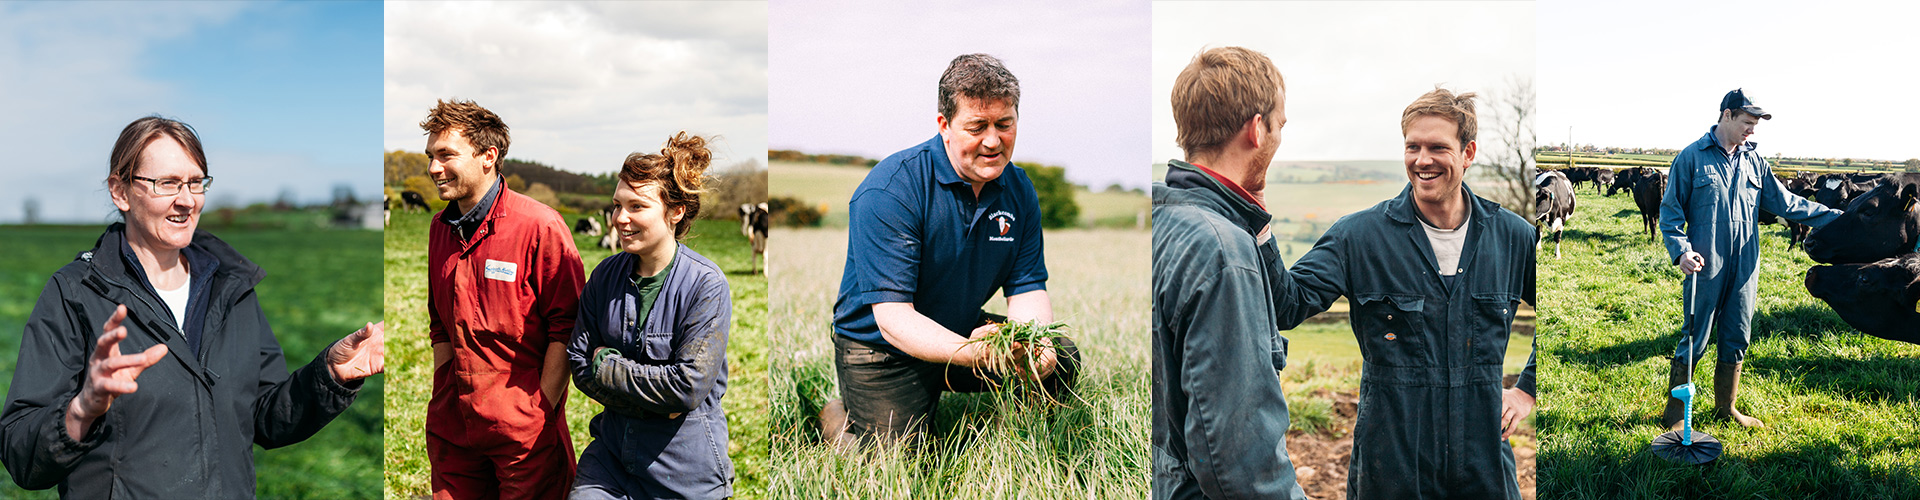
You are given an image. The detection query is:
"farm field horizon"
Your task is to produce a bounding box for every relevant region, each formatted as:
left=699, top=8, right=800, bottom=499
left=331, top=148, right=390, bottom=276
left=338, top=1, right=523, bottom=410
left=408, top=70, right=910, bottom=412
left=1534, top=189, right=1919, bottom=498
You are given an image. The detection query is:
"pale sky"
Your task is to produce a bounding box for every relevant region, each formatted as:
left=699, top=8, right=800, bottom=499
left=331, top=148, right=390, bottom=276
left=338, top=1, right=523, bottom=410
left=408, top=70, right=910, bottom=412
left=1538, top=0, right=1920, bottom=162
left=1153, top=1, right=1536, bottom=164
left=384, top=1, right=768, bottom=175
left=769, top=0, right=1152, bottom=190
left=0, top=2, right=381, bottom=224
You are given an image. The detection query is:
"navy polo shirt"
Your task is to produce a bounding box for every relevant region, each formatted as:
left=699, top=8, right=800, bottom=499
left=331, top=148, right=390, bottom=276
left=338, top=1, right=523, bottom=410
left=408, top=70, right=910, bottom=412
left=833, top=134, right=1048, bottom=354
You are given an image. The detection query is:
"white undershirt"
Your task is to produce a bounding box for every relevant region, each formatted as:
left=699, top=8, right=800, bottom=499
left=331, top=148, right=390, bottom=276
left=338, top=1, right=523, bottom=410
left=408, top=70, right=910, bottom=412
left=156, top=275, right=190, bottom=333
left=1419, top=212, right=1470, bottom=276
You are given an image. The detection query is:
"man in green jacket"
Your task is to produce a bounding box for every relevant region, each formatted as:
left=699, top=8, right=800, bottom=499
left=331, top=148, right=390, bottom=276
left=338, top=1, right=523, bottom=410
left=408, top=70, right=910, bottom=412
left=1151, top=45, right=1307, bottom=500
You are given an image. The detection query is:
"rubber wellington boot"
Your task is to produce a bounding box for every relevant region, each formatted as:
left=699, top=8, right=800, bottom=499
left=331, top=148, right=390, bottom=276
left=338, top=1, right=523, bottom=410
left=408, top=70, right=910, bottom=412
left=1661, top=357, right=1690, bottom=431
left=1714, top=362, right=1765, bottom=428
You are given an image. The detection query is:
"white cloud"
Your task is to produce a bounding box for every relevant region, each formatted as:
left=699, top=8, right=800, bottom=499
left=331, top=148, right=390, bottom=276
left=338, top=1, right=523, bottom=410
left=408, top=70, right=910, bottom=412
left=383, top=1, right=769, bottom=174
left=1152, top=1, right=1536, bottom=163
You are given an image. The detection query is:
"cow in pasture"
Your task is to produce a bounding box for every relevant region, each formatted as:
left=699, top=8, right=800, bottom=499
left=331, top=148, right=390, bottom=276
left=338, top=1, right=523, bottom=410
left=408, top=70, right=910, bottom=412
left=1589, top=169, right=1615, bottom=196
left=596, top=205, right=619, bottom=251
left=1804, top=252, right=1920, bottom=344
left=1813, top=173, right=1885, bottom=210
left=573, top=216, right=603, bottom=237
left=1559, top=167, right=1598, bottom=192
left=1633, top=169, right=1667, bottom=241
left=1609, top=167, right=1655, bottom=196
left=400, top=190, right=431, bottom=212
left=1804, top=174, right=1920, bottom=264
left=1781, top=174, right=1820, bottom=248
left=1534, top=171, right=1576, bottom=258
left=739, top=203, right=769, bottom=274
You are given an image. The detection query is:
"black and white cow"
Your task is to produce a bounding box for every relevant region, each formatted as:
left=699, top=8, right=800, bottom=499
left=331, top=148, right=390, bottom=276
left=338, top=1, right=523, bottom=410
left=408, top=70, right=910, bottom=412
left=1633, top=169, right=1667, bottom=242
left=1804, top=174, right=1920, bottom=264
left=740, top=203, right=768, bottom=274
left=597, top=204, right=619, bottom=251
left=1804, top=252, right=1920, bottom=344
left=400, top=190, right=432, bottom=212
left=1534, top=171, right=1576, bottom=258
left=573, top=217, right=603, bottom=237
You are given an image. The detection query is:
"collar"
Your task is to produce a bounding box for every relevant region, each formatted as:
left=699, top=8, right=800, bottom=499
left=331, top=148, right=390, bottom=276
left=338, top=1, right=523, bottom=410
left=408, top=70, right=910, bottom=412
left=1699, top=125, right=1758, bottom=156
left=85, top=222, right=260, bottom=291
left=1189, top=161, right=1266, bottom=210
left=926, top=134, right=1006, bottom=191
left=442, top=176, right=504, bottom=229
left=1384, top=182, right=1483, bottom=227
left=1162, top=159, right=1272, bottom=235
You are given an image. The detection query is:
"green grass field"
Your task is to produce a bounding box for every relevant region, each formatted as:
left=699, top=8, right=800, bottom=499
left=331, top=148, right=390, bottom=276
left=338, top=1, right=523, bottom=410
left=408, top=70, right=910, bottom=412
left=768, top=227, right=1150, bottom=498
left=0, top=224, right=383, bottom=499
left=381, top=210, right=767, bottom=498
left=1535, top=191, right=1920, bottom=498
left=769, top=161, right=1149, bottom=228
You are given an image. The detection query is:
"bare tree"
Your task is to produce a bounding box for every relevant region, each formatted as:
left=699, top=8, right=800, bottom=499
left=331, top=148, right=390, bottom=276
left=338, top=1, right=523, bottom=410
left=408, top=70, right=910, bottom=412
left=1477, top=75, right=1535, bottom=214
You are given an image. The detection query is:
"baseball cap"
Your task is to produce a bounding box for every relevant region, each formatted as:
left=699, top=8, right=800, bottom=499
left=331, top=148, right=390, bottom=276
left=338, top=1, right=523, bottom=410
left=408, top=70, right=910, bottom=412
left=1720, top=89, right=1772, bottom=120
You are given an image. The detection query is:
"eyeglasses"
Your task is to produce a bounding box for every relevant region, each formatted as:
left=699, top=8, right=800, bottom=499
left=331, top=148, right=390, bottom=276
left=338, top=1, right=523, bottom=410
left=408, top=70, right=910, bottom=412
left=131, top=175, right=213, bottom=195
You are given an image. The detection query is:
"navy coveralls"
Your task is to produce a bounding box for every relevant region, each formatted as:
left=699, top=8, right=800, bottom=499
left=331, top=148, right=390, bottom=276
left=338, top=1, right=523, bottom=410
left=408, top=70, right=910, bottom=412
left=1660, top=127, right=1841, bottom=363
left=567, top=245, right=734, bottom=499
left=1277, top=185, right=1538, bottom=500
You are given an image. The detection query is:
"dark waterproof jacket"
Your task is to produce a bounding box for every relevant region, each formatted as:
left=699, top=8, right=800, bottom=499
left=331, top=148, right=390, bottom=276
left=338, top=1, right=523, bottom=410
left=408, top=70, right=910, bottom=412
left=1276, top=184, right=1536, bottom=500
left=2, top=224, right=359, bottom=499
left=1151, top=160, right=1308, bottom=500
left=568, top=245, right=733, bottom=499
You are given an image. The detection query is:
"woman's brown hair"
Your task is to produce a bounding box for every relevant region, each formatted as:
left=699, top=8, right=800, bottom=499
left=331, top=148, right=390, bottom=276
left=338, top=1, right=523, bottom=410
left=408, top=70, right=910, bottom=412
left=109, top=116, right=208, bottom=189
left=620, top=132, right=711, bottom=239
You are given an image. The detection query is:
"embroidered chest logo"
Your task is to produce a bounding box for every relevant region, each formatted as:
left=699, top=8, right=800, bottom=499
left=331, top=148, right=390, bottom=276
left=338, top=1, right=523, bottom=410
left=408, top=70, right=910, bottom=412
left=484, top=259, right=518, bottom=282
left=988, top=211, right=1015, bottom=242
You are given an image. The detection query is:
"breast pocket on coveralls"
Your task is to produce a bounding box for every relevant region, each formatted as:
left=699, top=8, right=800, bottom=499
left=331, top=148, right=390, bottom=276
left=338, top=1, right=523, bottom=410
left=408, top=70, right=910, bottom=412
left=1469, top=293, right=1520, bottom=365
left=1355, top=294, right=1428, bottom=367
left=475, top=258, right=535, bottom=335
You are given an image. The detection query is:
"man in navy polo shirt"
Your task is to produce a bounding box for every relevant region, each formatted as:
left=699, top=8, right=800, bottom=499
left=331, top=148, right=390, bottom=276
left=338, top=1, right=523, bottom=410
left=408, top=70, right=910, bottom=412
left=821, top=53, right=1080, bottom=444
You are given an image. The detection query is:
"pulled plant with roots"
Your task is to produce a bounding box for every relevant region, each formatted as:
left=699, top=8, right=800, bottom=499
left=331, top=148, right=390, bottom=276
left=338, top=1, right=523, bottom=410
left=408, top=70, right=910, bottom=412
left=954, top=319, right=1077, bottom=407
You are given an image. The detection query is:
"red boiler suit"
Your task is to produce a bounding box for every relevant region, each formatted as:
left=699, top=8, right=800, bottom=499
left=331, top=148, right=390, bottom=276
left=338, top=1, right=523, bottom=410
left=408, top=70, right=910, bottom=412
left=427, top=187, right=585, bottom=500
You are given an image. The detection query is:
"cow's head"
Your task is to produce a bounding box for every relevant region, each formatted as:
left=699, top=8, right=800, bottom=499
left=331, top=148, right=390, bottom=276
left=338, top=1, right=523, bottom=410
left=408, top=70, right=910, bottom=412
left=1805, top=253, right=1920, bottom=343
left=1805, top=175, right=1920, bottom=264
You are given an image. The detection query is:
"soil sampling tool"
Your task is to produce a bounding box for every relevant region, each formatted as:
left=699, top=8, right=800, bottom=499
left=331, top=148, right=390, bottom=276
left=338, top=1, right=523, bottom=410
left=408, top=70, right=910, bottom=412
left=1651, top=273, right=1722, bottom=465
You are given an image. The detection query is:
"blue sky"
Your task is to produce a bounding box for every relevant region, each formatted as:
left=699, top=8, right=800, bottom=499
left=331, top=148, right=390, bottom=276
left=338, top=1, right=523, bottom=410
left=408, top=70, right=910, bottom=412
left=0, top=1, right=382, bottom=224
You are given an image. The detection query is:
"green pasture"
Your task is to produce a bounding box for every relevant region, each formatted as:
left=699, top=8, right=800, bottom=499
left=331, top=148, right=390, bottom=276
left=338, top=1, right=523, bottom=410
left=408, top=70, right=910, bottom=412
left=1535, top=191, right=1920, bottom=498
left=381, top=211, right=767, bottom=498
left=0, top=224, right=383, bottom=499
left=769, top=161, right=1149, bottom=228
left=768, top=228, right=1150, bottom=498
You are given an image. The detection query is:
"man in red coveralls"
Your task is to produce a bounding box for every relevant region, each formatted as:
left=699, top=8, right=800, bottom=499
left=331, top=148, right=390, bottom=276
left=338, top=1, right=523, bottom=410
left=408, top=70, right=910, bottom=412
left=420, top=99, right=585, bottom=499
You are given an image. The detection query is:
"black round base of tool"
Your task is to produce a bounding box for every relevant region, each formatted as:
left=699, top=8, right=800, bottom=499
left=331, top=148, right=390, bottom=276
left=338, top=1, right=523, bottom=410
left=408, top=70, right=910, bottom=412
left=1651, top=429, right=1722, bottom=465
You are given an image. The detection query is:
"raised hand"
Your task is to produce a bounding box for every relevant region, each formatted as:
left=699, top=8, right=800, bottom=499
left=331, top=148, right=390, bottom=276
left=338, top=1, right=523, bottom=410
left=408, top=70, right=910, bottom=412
left=328, top=321, right=387, bottom=382
left=67, top=305, right=169, bottom=440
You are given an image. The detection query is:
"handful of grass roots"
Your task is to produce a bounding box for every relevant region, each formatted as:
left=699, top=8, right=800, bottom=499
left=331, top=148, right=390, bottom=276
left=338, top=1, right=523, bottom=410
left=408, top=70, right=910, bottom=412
left=956, top=319, right=1074, bottom=407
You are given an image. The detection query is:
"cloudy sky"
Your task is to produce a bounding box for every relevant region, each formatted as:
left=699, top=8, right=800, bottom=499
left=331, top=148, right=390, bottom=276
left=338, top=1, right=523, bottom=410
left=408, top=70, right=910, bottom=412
left=384, top=1, right=768, bottom=176
left=1153, top=1, right=1535, bottom=164
left=1539, top=0, right=1919, bottom=162
left=0, top=1, right=381, bottom=224
left=769, top=0, right=1151, bottom=191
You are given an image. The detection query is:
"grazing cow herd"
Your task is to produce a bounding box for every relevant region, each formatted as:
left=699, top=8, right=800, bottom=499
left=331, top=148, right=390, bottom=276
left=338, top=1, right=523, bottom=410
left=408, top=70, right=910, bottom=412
left=1538, top=165, right=1918, bottom=343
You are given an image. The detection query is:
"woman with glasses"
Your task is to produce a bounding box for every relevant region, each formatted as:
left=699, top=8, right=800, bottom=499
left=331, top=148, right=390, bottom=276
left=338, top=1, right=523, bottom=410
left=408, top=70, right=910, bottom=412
left=0, top=116, right=385, bottom=498
left=567, top=132, right=734, bottom=499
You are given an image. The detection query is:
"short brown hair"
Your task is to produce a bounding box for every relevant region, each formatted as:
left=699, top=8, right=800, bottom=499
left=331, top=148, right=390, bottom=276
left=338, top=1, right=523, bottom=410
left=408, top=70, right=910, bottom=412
left=620, top=132, right=712, bottom=239
left=109, top=116, right=208, bottom=189
left=1401, top=87, right=1478, bottom=149
left=938, top=54, right=1021, bottom=121
left=1171, top=46, right=1284, bottom=158
left=419, top=99, right=510, bottom=162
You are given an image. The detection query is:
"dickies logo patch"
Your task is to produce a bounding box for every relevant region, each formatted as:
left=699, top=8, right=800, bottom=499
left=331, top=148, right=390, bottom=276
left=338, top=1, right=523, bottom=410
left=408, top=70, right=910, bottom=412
left=988, top=211, right=1015, bottom=242
left=484, top=259, right=518, bottom=282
